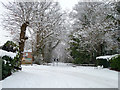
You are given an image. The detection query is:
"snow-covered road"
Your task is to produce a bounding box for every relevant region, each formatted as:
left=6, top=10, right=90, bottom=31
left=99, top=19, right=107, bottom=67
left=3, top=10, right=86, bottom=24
left=2, top=63, right=118, bottom=88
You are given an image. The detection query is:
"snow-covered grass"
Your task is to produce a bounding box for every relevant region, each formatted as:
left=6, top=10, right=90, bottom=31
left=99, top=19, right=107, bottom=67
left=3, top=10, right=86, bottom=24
left=0, top=49, right=16, bottom=58
left=1, top=63, right=118, bottom=88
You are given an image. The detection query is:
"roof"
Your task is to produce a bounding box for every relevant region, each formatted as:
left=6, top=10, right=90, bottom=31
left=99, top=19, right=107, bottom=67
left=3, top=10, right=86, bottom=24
left=24, top=49, right=32, bottom=52
left=96, top=54, right=119, bottom=61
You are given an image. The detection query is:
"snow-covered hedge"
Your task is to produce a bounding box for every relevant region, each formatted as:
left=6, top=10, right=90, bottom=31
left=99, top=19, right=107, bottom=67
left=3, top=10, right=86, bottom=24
left=1, top=54, right=21, bottom=80
left=96, top=54, right=119, bottom=61
left=0, top=49, right=20, bottom=80
left=2, top=41, right=18, bottom=53
left=96, top=54, right=120, bottom=68
left=0, top=49, right=16, bottom=80
left=0, top=49, right=16, bottom=59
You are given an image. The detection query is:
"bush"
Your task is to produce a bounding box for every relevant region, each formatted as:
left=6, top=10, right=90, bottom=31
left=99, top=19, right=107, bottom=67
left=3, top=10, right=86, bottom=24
left=2, top=54, right=21, bottom=80
left=96, top=59, right=109, bottom=68
left=71, top=51, right=90, bottom=64
left=2, top=56, right=13, bottom=79
left=2, top=41, right=18, bottom=53
left=0, top=41, right=21, bottom=80
left=110, top=55, right=120, bottom=71
left=72, top=58, right=81, bottom=64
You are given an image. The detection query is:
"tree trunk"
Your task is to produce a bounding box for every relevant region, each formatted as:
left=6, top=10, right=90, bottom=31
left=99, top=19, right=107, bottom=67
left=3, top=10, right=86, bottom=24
left=19, top=21, right=29, bottom=64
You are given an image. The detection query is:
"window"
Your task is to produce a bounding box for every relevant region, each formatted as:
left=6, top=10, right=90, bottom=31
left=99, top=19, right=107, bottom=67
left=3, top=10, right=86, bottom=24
left=26, top=53, right=28, bottom=56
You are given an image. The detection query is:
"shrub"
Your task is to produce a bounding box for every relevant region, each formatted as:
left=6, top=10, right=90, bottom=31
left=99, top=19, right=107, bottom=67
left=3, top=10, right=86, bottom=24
left=110, top=55, right=120, bottom=71
left=72, top=58, right=81, bottom=64
left=0, top=41, right=21, bottom=80
left=96, top=59, right=109, bottom=68
left=2, top=41, right=18, bottom=53
left=2, top=54, right=21, bottom=80
left=2, top=55, right=13, bottom=79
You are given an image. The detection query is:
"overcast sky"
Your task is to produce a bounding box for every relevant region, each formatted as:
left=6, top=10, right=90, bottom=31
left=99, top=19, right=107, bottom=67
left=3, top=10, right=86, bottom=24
left=57, top=0, right=79, bottom=10
left=0, top=0, right=79, bottom=10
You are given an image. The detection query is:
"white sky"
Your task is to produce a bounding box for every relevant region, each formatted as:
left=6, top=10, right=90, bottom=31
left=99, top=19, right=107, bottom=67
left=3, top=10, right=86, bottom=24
left=57, top=0, right=79, bottom=10
left=0, top=0, right=79, bottom=10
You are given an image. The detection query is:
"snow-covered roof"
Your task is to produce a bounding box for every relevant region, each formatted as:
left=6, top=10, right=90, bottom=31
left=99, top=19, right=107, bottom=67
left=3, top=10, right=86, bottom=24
left=24, top=49, right=32, bottom=52
left=96, top=54, right=119, bottom=61
left=0, top=49, right=16, bottom=58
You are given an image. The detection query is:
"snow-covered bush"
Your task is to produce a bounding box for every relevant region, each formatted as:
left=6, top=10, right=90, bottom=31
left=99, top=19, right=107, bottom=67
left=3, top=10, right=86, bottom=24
left=96, top=59, right=109, bottom=68
left=110, top=55, right=120, bottom=71
left=2, top=55, right=13, bottom=79
left=0, top=41, right=21, bottom=80
left=2, top=41, right=18, bottom=53
left=1, top=54, right=21, bottom=80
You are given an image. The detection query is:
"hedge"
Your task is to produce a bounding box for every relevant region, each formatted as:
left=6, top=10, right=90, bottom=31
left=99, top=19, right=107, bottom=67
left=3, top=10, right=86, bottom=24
left=0, top=41, right=21, bottom=80
left=96, top=59, right=109, bottom=68
left=110, top=55, right=120, bottom=71
left=1, top=54, right=21, bottom=80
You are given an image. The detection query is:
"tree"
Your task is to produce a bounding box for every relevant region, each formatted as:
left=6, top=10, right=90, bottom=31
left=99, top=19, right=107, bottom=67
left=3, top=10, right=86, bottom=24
left=2, top=2, right=40, bottom=64
left=30, top=2, right=65, bottom=64
left=69, top=1, right=119, bottom=64
left=19, top=21, right=29, bottom=61
left=115, top=1, right=120, bottom=50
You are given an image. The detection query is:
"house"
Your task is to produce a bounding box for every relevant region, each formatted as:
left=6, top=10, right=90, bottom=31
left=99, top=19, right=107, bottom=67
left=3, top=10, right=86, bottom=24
left=22, top=49, right=33, bottom=64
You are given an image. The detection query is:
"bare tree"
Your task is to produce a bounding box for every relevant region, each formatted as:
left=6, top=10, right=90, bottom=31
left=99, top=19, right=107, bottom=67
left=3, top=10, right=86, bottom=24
left=7, top=2, right=65, bottom=64
left=30, top=2, right=65, bottom=64
left=2, top=2, right=39, bottom=63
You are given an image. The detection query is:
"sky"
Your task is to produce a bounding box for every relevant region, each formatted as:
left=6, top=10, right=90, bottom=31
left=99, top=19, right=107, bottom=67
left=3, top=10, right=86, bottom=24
left=0, top=0, right=79, bottom=10
left=57, top=0, right=79, bottom=10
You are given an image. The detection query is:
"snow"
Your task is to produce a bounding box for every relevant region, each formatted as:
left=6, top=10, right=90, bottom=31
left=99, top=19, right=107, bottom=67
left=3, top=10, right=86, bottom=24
left=0, top=30, right=11, bottom=46
left=24, top=49, right=32, bottom=52
left=1, top=63, right=118, bottom=88
left=96, top=54, right=119, bottom=61
left=0, top=49, right=16, bottom=58
left=0, top=81, right=2, bottom=90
